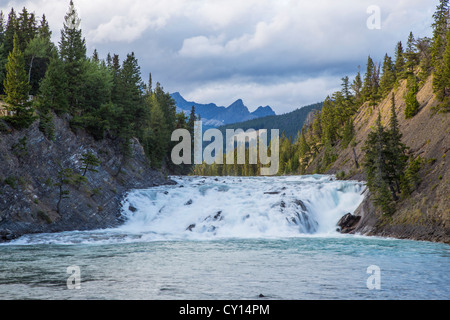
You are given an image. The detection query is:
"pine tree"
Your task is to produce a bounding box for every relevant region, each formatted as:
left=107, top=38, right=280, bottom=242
left=404, top=75, right=420, bottom=119
left=341, top=119, right=355, bottom=149
left=59, top=0, right=87, bottom=112
left=114, top=52, right=146, bottom=140
left=362, top=56, right=375, bottom=102
left=416, top=37, right=433, bottom=82
left=433, top=29, right=450, bottom=107
left=18, top=7, right=37, bottom=52
left=404, top=32, right=419, bottom=76
left=386, top=94, right=408, bottom=195
left=38, top=14, right=51, bottom=40
left=4, top=8, right=18, bottom=55
left=394, top=41, right=406, bottom=79
left=3, top=33, right=34, bottom=128
left=187, top=105, right=197, bottom=135
left=379, top=53, right=396, bottom=97
left=351, top=66, right=363, bottom=104
left=92, top=49, right=99, bottom=62
left=39, top=55, right=69, bottom=115
left=320, top=97, right=338, bottom=145
left=80, top=152, right=101, bottom=177
left=147, top=94, right=169, bottom=168
left=431, top=0, right=449, bottom=68
left=0, top=11, right=7, bottom=94
left=363, top=113, right=395, bottom=214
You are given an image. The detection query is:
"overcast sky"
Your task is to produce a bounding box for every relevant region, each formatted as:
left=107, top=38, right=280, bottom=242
left=0, top=0, right=438, bottom=114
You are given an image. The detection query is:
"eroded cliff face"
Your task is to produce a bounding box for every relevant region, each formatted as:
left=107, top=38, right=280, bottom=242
left=328, top=76, right=449, bottom=244
left=0, top=114, right=174, bottom=241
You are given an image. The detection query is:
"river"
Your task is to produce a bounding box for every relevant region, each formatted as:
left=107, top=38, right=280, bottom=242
left=0, top=176, right=448, bottom=300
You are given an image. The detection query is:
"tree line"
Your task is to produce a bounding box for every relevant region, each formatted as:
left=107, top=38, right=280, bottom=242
left=195, top=0, right=450, bottom=216
left=0, top=1, right=196, bottom=171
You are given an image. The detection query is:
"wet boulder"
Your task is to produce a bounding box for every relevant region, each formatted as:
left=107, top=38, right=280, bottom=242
left=337, top=213, right=361, bottom=234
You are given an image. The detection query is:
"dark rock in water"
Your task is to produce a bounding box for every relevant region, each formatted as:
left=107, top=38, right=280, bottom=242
left=0, top=229, right=18, bottom=242
left=186, top=224, right=196, bottom=232
left=337, top=213, right=361, bottom=234
left=280, top=201, right=286, bottom=208
left=163, top=191, right=169, bottom=195
left=185, top=199, right=193, bottom=206
left=128, top=205, right=138, bottom=213
left=214, top=211, right=223, bottom=221
left=264, top=191, right=280, bottom=195
left=259, top=294, right=265, bottom=298
left=294, top=199, right=307, bottom=211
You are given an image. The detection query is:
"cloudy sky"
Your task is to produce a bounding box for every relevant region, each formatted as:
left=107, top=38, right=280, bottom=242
left=0, top=0, right=438, bottom=114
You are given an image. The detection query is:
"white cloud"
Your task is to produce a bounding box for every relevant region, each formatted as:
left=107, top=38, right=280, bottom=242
left=0, top=0, right=439, bottom=112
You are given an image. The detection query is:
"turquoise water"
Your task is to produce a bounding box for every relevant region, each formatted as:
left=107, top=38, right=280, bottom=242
left=0, top=176, right=448, bottom=300
left=0, top=236, right=448, bottom=300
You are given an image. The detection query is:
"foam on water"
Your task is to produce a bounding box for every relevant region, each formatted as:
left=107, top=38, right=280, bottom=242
left=119, top=175, right=365, bottom=240
left=6, top=175, right=366, bottom=245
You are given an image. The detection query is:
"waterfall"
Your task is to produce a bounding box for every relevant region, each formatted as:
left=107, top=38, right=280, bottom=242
left=119, top=175, right=366, bottom=240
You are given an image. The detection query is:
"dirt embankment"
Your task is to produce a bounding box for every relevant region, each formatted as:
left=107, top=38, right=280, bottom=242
left=326, top=76, right=449, bottom=244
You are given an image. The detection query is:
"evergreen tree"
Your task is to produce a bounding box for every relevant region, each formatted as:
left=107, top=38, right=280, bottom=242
left=394, top=41, right=406, bottom=79
left=351, top=66, right=363, bottom=104
left=431, top=0, right=449, bottom=68
left=4, top=8, right=18, bottom=55
left=0, top=11, right=7, bottom=94
left=404, top=32, right=419, bottom=76
left=3, top=33, right=34, bottom=128
left=341, top=119, right=355, bottom=149
left=404, top=75, right=420, bottom=119
left=187, top=105, right=197, bottom=135
left=59, top=0, right=87, bottom=112
left=39, top=55, right=69, bottom=115
left=363, top=113, right=395, bottom=214
left=362, top=56, right=375, bottom=102
left=38, top=14, right=51, bottom=40
left=17, top=7, right=37, bottom=51
left=386, top=94, right=408, bottom=195
left=320, top=97, right=338, bottom=145
left=154, top=82, right=177, bottom=134
left=92, top=49, right=99, bottom=62
left=80, top=152, right=101, bottom=177
left=114, top=52, right=146, bottom=140
left=416, top=37, right=433, bottom=82
left=379, top=53, right=396, bottom=97
left=433, top=29, right=450, bottom=107
left=146, top=94, right=169, bottom=168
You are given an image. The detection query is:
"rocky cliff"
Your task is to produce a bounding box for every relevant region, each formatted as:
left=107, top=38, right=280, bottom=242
left=328, top=76, right=449, bottom=244
left=0, top=114, right=174, bottom=242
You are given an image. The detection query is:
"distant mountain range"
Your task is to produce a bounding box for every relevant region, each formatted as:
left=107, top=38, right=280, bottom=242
left=170, top=92, right=276, bottom=127
left=218, top=102, right=323, bottom=140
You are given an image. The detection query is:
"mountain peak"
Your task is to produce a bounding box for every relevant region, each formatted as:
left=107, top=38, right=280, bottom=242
left=228, top=99, right=246, bottom=110
left=251, top=106, right=276, bottom=118
left=170, top=92, right=276, bottom=127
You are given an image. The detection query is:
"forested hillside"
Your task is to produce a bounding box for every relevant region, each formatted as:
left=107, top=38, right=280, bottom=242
left=194, top=0, right=449, bottom=242
left=0, top=1, right=195, bottom=172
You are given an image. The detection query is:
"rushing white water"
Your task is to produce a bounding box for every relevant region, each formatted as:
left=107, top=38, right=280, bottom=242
left=119, top=175, right=366, bottom=241
left=7, top=175, right=366, bottom=245
left=2, top=176, right=449, bottom=301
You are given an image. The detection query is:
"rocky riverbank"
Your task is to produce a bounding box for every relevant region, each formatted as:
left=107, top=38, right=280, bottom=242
left=325, top=76, right=450, bottom=245
left=0, top=114, right=175, bottom=242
